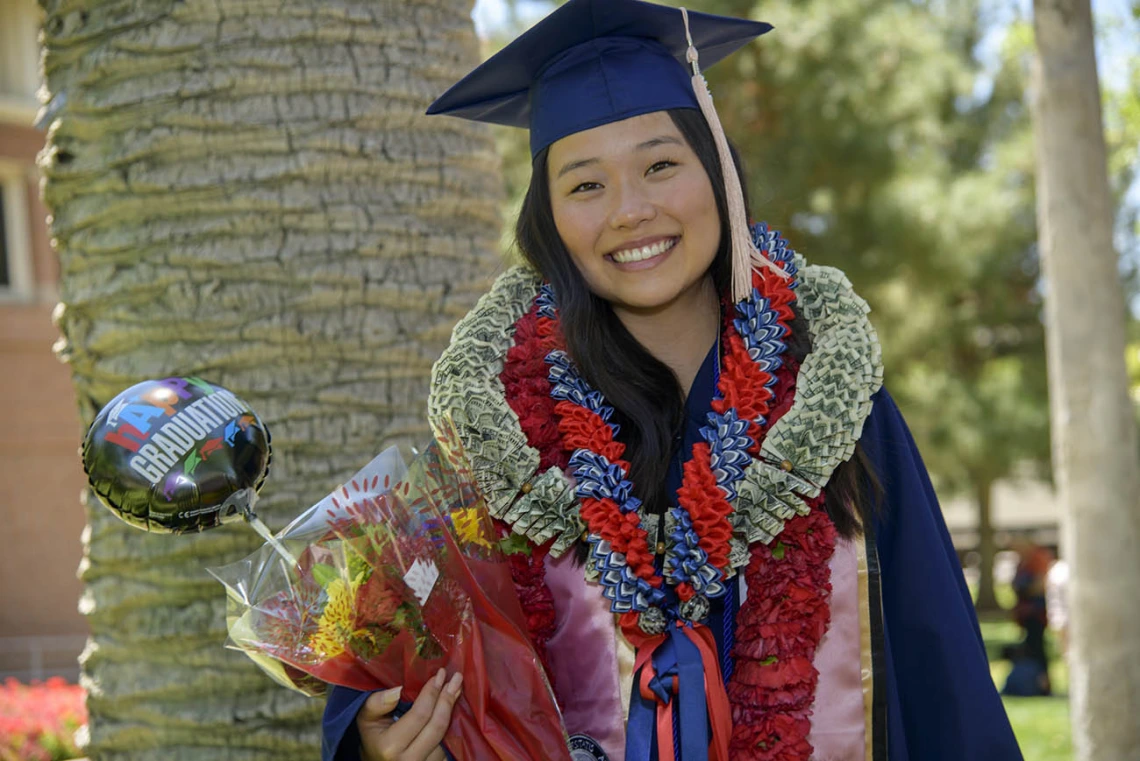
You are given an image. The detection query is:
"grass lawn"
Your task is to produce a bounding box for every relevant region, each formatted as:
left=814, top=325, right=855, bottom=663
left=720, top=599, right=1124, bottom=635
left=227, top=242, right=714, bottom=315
left=979, top=616, right=1072, bottom=761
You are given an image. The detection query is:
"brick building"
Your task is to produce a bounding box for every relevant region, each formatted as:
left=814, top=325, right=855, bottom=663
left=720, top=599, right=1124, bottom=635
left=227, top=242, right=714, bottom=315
left=0, top=0, right=89, bottom=680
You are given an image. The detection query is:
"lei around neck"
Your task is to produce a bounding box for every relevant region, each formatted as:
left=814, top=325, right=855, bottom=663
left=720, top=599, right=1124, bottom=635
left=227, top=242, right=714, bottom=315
left=533, top=228, right=799, bottom=628
left=427, top=238, right=884, bottom=563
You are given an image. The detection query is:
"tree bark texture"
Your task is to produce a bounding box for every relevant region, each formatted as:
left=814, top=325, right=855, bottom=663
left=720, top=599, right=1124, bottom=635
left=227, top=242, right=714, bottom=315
left=1030, top=1, right=1140, bottom=758
left=973, top=476, right=1000, bottom=612
left=38, top=0, right=501, bottom=758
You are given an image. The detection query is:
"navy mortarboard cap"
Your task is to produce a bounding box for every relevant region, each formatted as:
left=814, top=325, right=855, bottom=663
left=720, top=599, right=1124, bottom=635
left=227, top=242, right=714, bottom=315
left=429, top=0, right=786, bottom=304
left=426, top=0, right=771, bottom=158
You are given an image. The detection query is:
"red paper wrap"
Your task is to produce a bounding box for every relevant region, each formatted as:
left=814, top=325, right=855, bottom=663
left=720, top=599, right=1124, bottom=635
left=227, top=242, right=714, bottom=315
left=211, top=426, right=570, bottom=761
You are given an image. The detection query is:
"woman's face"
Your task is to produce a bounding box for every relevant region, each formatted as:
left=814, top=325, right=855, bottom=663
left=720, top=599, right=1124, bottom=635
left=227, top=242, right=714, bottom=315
left=546, top=111, right=720, bottom=313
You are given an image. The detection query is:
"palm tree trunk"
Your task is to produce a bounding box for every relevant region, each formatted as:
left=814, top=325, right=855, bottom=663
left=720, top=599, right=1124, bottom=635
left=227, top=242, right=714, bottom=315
left=38, top=0, right=501, bottom=757
left=1030, top=1, right=1140, bottom=758
left=973, top=475, right=1001, bottom=613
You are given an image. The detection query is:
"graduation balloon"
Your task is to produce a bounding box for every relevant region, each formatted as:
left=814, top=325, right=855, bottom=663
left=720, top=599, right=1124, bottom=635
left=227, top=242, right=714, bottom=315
left=83, top=377, right=271, bottom=533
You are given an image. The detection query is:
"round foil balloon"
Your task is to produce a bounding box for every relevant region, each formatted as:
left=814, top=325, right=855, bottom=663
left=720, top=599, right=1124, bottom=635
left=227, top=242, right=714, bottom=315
left=83, top=377, right=271, bottom=533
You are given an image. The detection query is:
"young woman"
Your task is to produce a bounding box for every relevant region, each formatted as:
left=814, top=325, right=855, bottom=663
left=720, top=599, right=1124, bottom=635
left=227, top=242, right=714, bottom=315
left=323, top=1, right=1023, bottom=759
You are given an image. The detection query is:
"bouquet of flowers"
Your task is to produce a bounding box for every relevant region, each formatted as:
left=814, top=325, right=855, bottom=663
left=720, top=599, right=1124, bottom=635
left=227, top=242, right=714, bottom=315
left=209, top=422, right=570, bottom=761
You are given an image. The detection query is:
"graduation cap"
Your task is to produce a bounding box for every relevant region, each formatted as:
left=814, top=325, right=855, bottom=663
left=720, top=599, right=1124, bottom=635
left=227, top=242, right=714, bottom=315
left=428, top=0, right=770, bottom=157
left=428, top=0, right=786, bottom=302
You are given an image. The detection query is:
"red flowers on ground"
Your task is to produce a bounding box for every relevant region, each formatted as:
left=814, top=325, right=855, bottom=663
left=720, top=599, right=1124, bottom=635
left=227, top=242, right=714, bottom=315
left=0, top=677, right=86, bottom=761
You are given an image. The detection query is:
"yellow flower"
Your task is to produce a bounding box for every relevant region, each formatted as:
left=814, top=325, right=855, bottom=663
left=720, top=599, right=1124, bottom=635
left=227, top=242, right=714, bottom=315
left=453, top=507, right=492, bottom=549
left=309, top=577, right=357, bottom=659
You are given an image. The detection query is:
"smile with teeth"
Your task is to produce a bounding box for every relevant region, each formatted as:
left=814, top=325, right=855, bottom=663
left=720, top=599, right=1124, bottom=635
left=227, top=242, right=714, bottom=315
left=609, top=237, right=678, bottom=264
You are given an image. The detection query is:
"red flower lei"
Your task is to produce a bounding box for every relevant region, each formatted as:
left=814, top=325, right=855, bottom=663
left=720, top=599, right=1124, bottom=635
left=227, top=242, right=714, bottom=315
left=728, top=504, right=836, bottom=760
left=496, top=301, right=565, bottom=689
left=726, top=357, right=837, bottom=760
left=502, top=301, right=569, bottom=473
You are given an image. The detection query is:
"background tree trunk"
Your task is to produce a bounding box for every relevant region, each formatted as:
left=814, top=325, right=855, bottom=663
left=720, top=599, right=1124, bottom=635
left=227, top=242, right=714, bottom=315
left=38, top=0, right=501, bottom=758
left=973, top=475, right=1001, bottom=613
left=1030, top=1, right=1140, bottom=758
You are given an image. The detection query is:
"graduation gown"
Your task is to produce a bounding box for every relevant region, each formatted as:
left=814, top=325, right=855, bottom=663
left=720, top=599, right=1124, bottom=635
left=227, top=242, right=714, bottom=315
left=321, top=344, right=1022, bottom=760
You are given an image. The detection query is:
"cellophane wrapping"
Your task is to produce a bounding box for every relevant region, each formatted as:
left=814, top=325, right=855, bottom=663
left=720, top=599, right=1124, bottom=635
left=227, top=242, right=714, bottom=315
left=209, top=422, right=570, bottom=761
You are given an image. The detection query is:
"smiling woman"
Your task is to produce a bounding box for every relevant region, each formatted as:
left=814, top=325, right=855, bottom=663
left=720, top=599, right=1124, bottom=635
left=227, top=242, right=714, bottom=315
left=547, top=113, right=720, bottom=314
left=542, top=112, right=723, bottom=390
left=515, top=105, right=749, bottom=524
left=321, top=1, right=1027, bottom=760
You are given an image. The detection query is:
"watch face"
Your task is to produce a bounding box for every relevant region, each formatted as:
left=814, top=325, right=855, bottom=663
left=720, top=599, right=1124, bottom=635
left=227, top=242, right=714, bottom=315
left=568, top=734, right=609, bottom=761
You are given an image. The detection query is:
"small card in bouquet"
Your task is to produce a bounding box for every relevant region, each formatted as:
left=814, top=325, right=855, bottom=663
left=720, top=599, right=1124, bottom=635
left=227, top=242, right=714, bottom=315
left=209, top=421, right=571, bottom=761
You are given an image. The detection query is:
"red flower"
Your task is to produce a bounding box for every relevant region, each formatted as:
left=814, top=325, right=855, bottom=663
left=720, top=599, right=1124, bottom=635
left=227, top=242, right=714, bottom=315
left=730, top=713, right=814, bottom=761
left=490, top=519, right=560, bottom=694
left=354, top=573, right=403, bottom=629
left=0, top=678, right=86, bottom=761
left=777, top=584, right=830, bottom=622
left=733, top=654, right=816, bottom=690
left=503, top=304, right=569, bottom=471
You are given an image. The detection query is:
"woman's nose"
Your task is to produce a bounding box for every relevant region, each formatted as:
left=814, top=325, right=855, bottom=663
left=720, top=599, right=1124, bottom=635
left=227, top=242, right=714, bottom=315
left=608, top=183, right=656, bottom=229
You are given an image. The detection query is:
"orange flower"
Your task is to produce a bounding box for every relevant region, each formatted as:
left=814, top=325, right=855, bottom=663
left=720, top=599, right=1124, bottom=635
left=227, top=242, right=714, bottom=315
left=354, top=573, right=403, bottom=629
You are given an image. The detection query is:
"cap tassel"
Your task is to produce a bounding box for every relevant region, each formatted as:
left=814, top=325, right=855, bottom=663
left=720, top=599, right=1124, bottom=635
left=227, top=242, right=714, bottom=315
left=680, top=7, right=788, bottom=303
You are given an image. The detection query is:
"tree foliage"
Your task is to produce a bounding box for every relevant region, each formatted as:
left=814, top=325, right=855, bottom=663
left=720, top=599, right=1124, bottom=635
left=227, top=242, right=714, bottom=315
left=686, top=0, right=1052, bottom=497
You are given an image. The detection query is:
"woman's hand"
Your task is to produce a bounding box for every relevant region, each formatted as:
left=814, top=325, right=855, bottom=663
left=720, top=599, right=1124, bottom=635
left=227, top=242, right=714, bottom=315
left=357, top=669, right=463, bottom=761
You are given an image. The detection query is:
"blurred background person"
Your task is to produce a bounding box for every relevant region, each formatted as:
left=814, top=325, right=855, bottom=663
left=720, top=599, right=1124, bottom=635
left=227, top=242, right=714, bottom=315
left=1003, top=537, right=1053, bottom=697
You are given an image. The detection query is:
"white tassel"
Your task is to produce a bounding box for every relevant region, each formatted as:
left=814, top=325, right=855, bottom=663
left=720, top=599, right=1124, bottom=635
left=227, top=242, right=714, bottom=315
left=680, top=7, right=789, bottom=303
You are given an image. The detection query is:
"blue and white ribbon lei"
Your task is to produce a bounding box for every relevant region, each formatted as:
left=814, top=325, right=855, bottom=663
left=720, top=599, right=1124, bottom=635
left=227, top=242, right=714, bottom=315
left=542, top=223, right=798, bottom=622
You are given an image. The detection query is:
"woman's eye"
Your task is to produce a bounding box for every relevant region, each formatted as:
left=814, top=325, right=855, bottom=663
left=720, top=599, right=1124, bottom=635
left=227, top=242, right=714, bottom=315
left=571, top=182, right=601, bottom=194
left=648, top=160, right=677, bottom=175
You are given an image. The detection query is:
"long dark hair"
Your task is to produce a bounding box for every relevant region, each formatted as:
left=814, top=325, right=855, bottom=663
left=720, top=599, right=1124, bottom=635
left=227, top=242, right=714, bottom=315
left=515, top=108, right=878, bottom=539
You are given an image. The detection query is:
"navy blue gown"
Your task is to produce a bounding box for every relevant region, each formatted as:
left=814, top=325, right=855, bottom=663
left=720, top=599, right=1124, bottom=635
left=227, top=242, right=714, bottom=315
left=321, top=347, right=1022, bottom=760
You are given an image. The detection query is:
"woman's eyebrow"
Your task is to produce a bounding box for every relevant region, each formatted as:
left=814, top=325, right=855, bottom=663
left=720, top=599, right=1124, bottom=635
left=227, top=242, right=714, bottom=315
left=555, top=135, right=683, bottom=179
left=555, top=158, right=599, bottom=179
left=635, top=135, right=683, bottom=151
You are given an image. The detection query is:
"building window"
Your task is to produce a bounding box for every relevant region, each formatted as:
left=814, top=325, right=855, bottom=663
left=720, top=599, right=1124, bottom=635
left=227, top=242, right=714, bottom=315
left=0, top=164, right=33, bottom=300
left=0, top=0, right=42, bottom=102
left=0, top=184, right=9, bottom=288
